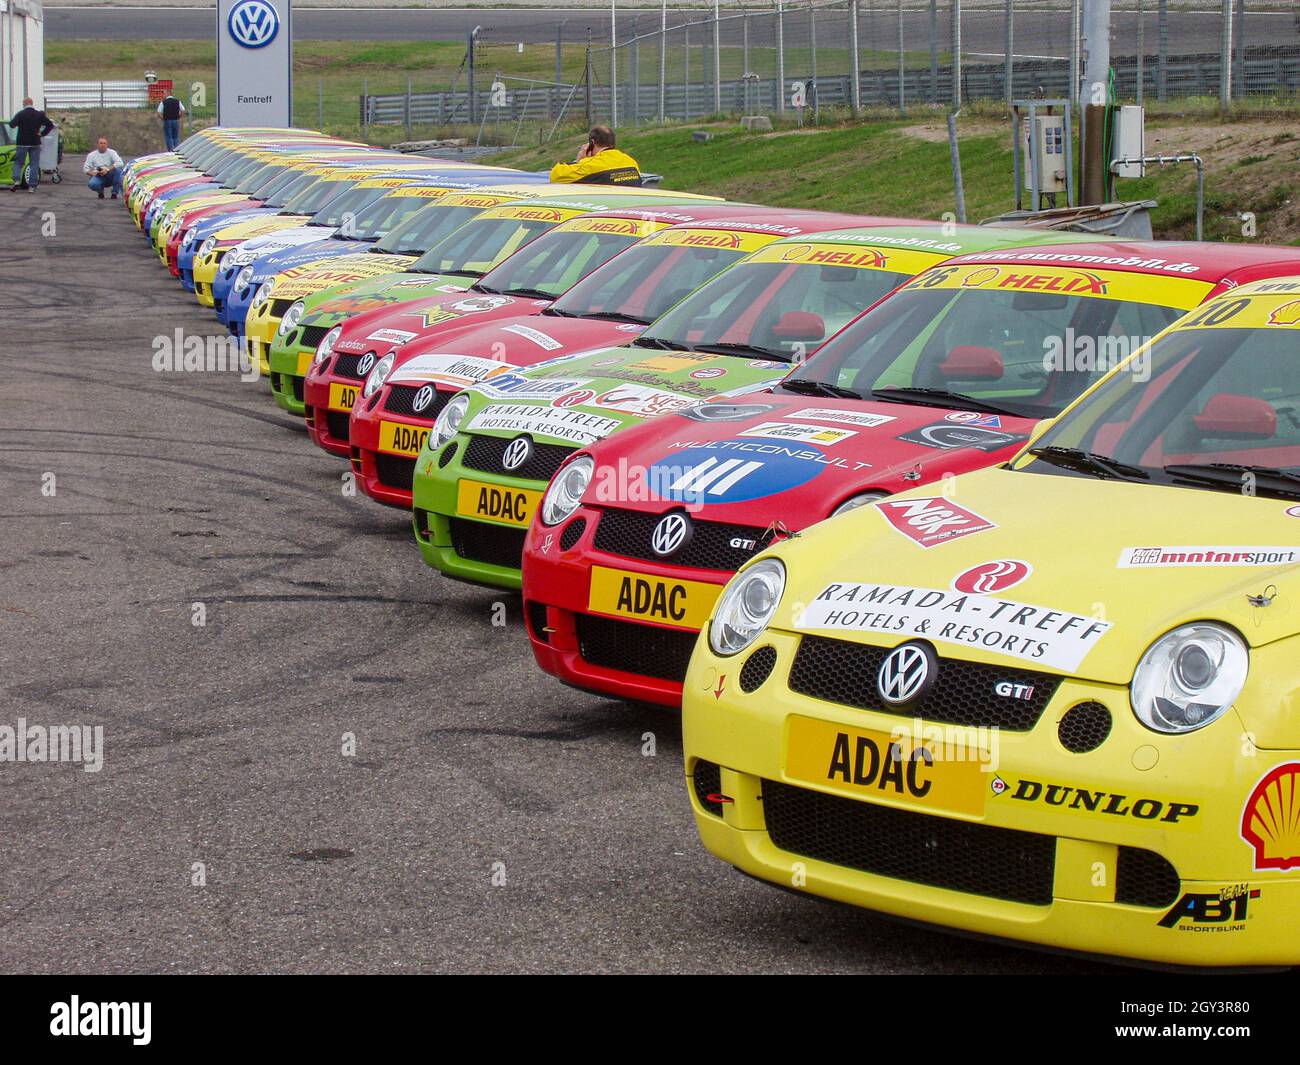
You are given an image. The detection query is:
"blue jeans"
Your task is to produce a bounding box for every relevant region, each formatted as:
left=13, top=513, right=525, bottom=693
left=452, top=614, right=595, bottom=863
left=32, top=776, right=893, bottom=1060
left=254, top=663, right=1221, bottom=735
left=89, top=167, right=123, bottom=196
left=163, top=118, right=181, bottom=151
left=12, top=145, right=39, bottom=188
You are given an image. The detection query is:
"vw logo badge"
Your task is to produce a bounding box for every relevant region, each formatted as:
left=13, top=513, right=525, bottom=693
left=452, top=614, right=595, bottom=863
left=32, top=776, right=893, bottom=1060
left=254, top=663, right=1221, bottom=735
left=501, top=436, right=533, bottom=471
left=356, top=352, right=377, bottom=376
left=228, top=0, right=280, bottom=49
left=412, top=385, right=436, bottom=413
left=651, top=512, right=691, bottom=558
left=876, top=643, right=936, bottom=706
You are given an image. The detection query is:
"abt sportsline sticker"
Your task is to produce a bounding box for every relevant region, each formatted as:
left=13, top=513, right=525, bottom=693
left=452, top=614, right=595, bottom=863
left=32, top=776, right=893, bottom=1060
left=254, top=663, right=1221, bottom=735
left=788, top=407, right=896, bottom=429
left=795, top=583, right=1112, bottom=672
left=467, top=404, right=620, bottom=445
left=875, top=496, right=996, bottom=548
left=501, top=324, right=563, bottom=350
left=1118, top=546, right=1300, bottom=568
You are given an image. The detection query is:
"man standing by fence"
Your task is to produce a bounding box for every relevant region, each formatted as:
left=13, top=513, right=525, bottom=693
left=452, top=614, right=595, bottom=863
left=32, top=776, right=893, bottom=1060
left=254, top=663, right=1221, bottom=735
left=157, top=92, right=186, bottom=152
left=549, top=126, right=641, bottom=186
left=7, top=97, right=54, bottom=193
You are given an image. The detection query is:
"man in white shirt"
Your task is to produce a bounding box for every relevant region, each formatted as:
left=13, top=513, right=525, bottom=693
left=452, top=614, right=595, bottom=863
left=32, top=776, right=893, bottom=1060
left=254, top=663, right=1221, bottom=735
left=83, top=137, right=124, bottom=199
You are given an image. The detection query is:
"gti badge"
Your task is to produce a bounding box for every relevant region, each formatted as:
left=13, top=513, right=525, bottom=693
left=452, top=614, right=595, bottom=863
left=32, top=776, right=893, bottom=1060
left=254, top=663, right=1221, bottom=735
left=651, top=513, right=691, bottom=558
left=501, top=436, right=534, bottom=471
left=876, top=642, right=936, bottom=706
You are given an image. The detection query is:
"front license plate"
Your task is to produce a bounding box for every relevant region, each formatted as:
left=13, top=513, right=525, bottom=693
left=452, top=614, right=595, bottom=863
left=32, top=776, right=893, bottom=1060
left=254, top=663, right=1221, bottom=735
left=785, top=716, right=988, bottom=817
left=295, top=350, right=314, bottom=376
left=455, top=478, right=541, bottom=527
left=379, top=420, right=428, bottom=457
left=329, top=382, right=359, bottom=412
left=587, top=565, right=720, bottom=631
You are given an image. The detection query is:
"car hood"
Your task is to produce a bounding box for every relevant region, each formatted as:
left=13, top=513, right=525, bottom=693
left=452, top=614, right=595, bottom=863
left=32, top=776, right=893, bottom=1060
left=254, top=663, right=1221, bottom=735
left=329, top=292, right=553, bottom=356
left=578, top=393, right=1037, bottom=527
left=761, top=465, right=1300, bottom=684
left=300, top=272, right=477, bottom=335
left=245, top=239, right=376, bottom=280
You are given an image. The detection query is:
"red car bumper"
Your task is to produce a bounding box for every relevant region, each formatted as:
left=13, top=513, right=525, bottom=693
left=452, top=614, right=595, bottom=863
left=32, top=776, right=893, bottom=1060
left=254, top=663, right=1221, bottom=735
left=347, top=380, right=447, bottom=508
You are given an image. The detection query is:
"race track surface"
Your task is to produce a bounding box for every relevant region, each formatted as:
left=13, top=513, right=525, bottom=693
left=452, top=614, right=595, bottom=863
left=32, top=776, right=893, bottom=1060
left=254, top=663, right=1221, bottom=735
left=0, top=178, right=1113, bottom=973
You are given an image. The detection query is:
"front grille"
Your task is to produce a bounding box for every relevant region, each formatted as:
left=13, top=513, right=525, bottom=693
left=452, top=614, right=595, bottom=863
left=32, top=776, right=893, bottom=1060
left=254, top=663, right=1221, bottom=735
left=213, top=296, right=224, bottom=313
left=1115, top=847, right=1180, bottom=908
left=270, top=297, right=296, bottom=317
left=558, top=518, right=587, bottom=551
left=574, top=613, right=698, bottom=683
left=332, top=353, right=369, bottom=381
left=462, top=434, right=575, bottom=482
left=438, top=441, right=458, bottom=468
left=297, top=324, right=331, bottom=351
left=374, top=452, right=416, bottom=490
left=525, top=600, right=550, bottom=644
left=693, top=760, right=725, bottom=817
left=448, top=517, right=527, bottom=570
left=324, top=410, right=350, bottom=442
left=592, top=508, right=773, bottom=571
left=384, top=383, right=450, bottom=418
left=1057, top=701, right=1112, bottom=753
left=276, top=373, right=305, bottom=402
left=739, top=646, right=778, bottom=692
left=763, top=780, right=1056, bottom=906
left=789, top=636, right=1062, bottom=731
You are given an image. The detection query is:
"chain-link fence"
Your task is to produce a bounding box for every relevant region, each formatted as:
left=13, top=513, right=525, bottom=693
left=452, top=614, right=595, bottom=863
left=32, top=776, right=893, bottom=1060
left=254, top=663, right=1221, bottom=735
left=354, top=1, right=1300, bottom=145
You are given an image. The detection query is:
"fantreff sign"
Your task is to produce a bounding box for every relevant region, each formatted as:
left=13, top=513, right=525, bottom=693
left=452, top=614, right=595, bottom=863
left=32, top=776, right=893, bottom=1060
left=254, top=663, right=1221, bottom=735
left=216, top=0, right=292, bottom=127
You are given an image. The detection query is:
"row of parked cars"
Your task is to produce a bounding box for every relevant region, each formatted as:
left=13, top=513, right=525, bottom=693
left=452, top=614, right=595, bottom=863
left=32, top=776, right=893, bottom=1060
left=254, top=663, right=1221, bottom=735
left=128, top=126, right=1300, bottom=968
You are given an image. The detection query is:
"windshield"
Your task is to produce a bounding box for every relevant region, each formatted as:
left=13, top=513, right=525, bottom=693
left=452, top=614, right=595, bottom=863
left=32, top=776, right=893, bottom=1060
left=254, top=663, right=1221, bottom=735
left=341, top=190, right=443, bottom=241
left=548, top=238, right=752, bottom=324
left=790, top=280, right=1184, bottom=417
left=309, top=184, right=394, bottom=230
left=1026, top=308, right=1300, bottom=497
left=409, top=216, right=561, bottom=277
left=283, top=176, right=356, bottom=216
left=375, top=203, right=484, bottom=255
left=236, top=162, right=283, bottom=195
left=638, top=255, right=913, bottom=362
left=477, top=227, right=643, bottom=299
left=252, top=168, right=306, bottom=205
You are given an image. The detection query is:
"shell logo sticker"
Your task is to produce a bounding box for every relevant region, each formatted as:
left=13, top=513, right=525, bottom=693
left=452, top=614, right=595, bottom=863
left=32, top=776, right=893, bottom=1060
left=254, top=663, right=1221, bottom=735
left=1241, top=763, right=1300, bottom=870
left=779, top=243, right=814, bottom=262
left=961, top=266, right=1001, bottom=287
left=952, top=560, right=1032, bottom=595
left=1266, top=300, right=1300, bottom=326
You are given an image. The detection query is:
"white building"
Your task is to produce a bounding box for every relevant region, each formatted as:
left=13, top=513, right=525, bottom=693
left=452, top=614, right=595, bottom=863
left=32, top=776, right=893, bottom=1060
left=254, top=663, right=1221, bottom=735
left=1, top=0, right=44, bottom=115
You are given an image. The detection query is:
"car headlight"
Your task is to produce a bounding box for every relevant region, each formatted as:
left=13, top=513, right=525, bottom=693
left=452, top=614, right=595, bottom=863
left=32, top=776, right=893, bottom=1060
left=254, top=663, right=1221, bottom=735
left=234, top=266, right=255, bottom=291
left=710, top=558, right=785, bottom=656
left=831, top=491, right=886, bottom=518
left=182, top=228, right=197, bottom=247
left=1131, top=622, right=1248, bottom=734
left=540, top=455, right=594, bottom=527
left=198, top=237, right=217, bottom=257
left=252, top=282, right=273, bottom=308
left=277, top=301, right=306, bottom=337
left=361, top=352, right=395, bottom=399
left=313, top=326, right=342, bottom=367
left=431, top=392, right=470, bottom=450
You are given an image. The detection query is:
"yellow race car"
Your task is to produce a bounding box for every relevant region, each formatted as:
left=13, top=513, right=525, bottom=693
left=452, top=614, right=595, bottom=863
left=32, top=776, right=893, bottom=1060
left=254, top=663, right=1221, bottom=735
left=682, top=276, right=1300, bottom=969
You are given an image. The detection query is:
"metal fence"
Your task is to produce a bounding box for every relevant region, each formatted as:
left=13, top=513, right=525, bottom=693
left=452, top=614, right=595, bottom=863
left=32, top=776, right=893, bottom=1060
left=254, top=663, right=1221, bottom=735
left=45, top=80, right=151, bottom=109
left=358, top=0, right=1300, bottom=143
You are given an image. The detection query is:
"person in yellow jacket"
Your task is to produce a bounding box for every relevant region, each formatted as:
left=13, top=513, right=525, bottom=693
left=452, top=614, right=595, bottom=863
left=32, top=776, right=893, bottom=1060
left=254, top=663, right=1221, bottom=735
left=549, top=126, right=642, bottom=186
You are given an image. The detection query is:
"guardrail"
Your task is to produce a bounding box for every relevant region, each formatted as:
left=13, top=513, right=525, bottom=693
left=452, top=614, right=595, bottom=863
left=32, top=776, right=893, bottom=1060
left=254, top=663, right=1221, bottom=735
left=45, top=81, right=151, bottom=109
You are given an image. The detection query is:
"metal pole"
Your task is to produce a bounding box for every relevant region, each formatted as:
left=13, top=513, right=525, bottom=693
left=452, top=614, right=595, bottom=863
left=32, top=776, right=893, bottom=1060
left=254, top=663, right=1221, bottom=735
left=743, top=12, right=750, bottom=81
left=1234, top=0, right=1245, bottom=99
left=405, top=74, right=412, bottom=140
left=1136, top=0, right=1144, bottom=106
left=1219, top=0, right=1232, bottom=112
left=713, top=0, right=722, bottom=114
left=951, top=0, right=961, bottom=112
left=632, top=19, right=640, bottom=124
left=1082, top=0, right=1111, bottom=205
left=849, top=0, right=861, bottom=115
left=929, top=0, right=939, bottom=104
left=659, top=0, right=667, bottom=121
left=468, top=27, right=480, bottom=125
left=557, top=20, right=566, bottom=86
left=1157, top=0, right=1167, bottom=101
left=810, top=1, right=819, bottom=124
left=1068, top=0, right=1080, bottom=106
left=362, top=76, right=369, bottom=138
left=898, top=0, right=906, bottom=116
left=684, top=23, right=691, bottom=119
left=1003, top=0, right=1013, bottom=109
left=585, top=41, right=593, bottom=126
left=611, top=0, right=618, bottom=128
left=948, top=111, right=966, bottom=222
left=776, top=0, right=786, bottom=114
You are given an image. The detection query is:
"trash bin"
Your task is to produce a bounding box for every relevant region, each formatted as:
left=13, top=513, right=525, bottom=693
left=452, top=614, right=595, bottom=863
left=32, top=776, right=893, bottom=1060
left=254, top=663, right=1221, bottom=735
left=39, top=125, right=62, bottom=184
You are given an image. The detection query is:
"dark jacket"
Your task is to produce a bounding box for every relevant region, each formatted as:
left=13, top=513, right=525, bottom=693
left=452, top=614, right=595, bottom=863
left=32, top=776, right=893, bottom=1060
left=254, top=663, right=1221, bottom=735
left=8, top=106, right=54, bottom=147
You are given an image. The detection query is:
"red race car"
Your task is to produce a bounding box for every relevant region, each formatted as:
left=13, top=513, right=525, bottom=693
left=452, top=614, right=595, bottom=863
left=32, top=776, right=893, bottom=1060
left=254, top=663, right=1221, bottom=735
left=337, top=208, right=906, bottom=507
left=521, top=239, right=1300, bottom=707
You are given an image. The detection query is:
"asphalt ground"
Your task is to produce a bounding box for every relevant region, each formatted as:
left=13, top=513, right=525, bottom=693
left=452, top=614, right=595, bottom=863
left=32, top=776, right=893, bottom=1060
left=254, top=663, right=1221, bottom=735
left=0, top=175, right=1114, bottom=974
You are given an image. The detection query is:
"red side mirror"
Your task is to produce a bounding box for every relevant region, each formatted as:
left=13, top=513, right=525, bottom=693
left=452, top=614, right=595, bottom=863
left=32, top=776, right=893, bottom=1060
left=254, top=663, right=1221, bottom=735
left=1193, top=392, right=1277, bottom=438
left=940, top=345, right=1004, bottom=381
left=771, top=311, right=826, bottom=342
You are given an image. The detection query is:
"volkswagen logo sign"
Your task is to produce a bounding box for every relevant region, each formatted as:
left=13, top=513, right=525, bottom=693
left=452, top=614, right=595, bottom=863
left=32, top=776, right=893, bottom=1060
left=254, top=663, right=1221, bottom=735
left=650, top=512, right=692, bottom=558
left=356, top=352, right=377, bottom=377
left=228, top=0, right=280, bottom=49
left=876, top=642, right=936, bottom=706
left=411, top=385, right=436, bottom=413
left=501, top=436, right=533, bottom=471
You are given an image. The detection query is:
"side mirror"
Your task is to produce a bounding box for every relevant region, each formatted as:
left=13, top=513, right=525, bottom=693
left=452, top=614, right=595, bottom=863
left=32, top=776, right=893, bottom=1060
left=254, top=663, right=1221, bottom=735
left=940, top=345, right=1004, bottom=381
left=772, top=310, right=825, bottom=343
left=1193, top=392, right=1277, bottom=438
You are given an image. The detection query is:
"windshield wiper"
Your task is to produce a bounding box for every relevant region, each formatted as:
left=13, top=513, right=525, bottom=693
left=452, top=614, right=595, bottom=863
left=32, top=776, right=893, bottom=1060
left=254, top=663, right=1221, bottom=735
left=502, top=287, right=561, bottom=300
left=870, top=386, right=1024, bottom=416
left=1028, top=445, right=1150, bottom=481
left=1164, top=462, right=1300, bottom=499
left=575, top=310, right=648, bottom=324
left=692, top=342, right=791, bottom=362
left=780, top=378, right=863, bottom=400
left=631, top=336, right=684, bottom=350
